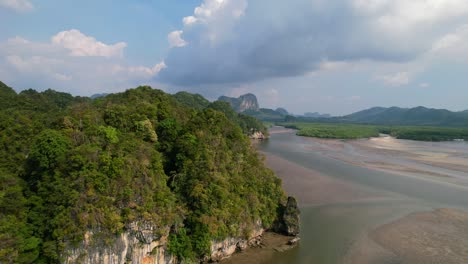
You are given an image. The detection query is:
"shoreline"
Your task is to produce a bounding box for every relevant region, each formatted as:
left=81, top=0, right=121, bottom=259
left=219, top=232, right=298, bottom=264
left=254, top=128, right=468, bottom=263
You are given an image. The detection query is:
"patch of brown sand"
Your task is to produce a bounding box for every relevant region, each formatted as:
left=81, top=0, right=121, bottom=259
left=343, top=233, right=399, bottom=264
left=263, top=153, right=394, bottom=207
left=368, top=208, right=468, bottom=264
left=363, top=161, right=451, bottom=178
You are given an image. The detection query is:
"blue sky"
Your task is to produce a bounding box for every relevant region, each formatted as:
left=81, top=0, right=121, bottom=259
left=2, top=0, right=468, bottom=115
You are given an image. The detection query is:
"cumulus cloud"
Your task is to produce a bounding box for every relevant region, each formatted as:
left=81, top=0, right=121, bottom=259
left=112, top=62, right=166, bottom=79
left=376, top=72, right=410, bottom=86
left=168, top=31, right=187, bottom=48
left=52, top=29, right=127, bottom=58
left=430, top=24, right=468, bottom=62
left=158, top=0, right=468, bottom=86
left=0, top=31, right=163, bottom=95
left=0, top=0, right=33, bottom=12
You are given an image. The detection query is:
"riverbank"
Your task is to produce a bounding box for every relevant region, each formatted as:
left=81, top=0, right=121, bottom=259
left=220, top=232, right=297, bottom=264
left=253, top=127, right=468, bottom=263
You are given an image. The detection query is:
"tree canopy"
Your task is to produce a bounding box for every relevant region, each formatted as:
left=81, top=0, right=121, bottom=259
left=0, top=83, right=284, bottom=262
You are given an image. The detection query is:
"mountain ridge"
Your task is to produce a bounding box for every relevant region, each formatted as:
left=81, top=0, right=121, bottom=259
left=337, top=106, right=468, bottom=126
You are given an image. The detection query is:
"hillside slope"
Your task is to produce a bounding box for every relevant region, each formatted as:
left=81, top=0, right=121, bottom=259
left=0, top=83, right=286, bottom=263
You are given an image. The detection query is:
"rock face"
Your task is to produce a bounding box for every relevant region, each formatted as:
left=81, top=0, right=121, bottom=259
left=250, top=131, right=266, bottom=140
left=218, top=93, right=260, bottom=113
left=283, top=197, right=300, bottom=236
left=274, top=196, right=300, bottom=236
left=210, top=226, right=264, bottom=262
left=63, top=222, right=175, bottom=264
left=63, top=221, right=265, bottom=264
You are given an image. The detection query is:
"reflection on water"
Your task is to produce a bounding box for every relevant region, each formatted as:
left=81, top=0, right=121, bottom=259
left=258, top=127, right=468, bottom=264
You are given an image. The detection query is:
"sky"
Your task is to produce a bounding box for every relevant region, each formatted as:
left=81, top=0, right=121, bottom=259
left=1, top=0, right=468, bottom=115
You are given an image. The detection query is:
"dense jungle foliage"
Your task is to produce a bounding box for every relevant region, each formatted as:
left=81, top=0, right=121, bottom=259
left=0, top=81, right=284, bottom=263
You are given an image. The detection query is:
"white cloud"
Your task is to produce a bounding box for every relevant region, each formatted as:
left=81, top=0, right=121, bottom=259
left=181, top=0, right=247, bottom=46
left=168, top=30, right=187, bottom=48
left=6, top=55, right=62, bottom=71
left=183, top=16, right=198, bottom=26
left=51, top=29, right=127, bottom=58
left=354, top=0, right=468, bottom=29
left=114, top=61, right=167, bottom=78
left=376, top=71, right=410, bottom=86
left=6, top=55, right=72, bottom=82
left=0, top=0, right=33, bottom=12
left=0, top=31, right=164, bottom=94
left=430, top=24, right=468, bottom=62
left=160, top=0, right=468, bottom=86
left=419, top=83, right=430, bottom=88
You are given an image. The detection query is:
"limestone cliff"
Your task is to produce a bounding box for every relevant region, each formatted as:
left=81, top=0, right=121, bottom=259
left=63, top=222, right=175, bottom=264
left=218, top=93, right=260, bottom=113
left=63, top=222, right=265, bottom=264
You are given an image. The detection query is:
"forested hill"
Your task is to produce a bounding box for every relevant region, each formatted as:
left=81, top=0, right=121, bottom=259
left=0, top=83, right=285, bottom=263
left=337, top=106, right=468, bottom=126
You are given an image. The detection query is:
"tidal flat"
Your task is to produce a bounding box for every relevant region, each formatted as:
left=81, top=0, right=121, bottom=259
left=235, top=127, right=468, bottom=264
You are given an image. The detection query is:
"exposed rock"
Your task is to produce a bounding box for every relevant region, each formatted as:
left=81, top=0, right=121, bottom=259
left=210, top=225, right=264, bottom=262
left=273, top=196, right=300, bottom=236
left=63, top=223, right=176, bottom=264
left=250, top=131, right=265, bottom=140
left=273, top=237, right=300, bottom=253
left=283, top=197, right=300, bottom=236
left=287, top=237, right=300, bottom=245
left=64, top=221, right=266, bottom=264
left=218, top=93, right=259, bottom=113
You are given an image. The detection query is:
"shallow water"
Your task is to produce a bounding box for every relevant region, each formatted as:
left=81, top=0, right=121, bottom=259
left=258, top=127, right=468, bottom=264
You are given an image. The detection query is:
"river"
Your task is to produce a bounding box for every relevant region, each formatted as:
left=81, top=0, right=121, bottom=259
left=255, top=127, right=468, bottom=264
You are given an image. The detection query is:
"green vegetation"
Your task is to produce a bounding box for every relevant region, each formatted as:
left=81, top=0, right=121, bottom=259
left=173, top=91, right=210, bottom=110
left=244, top=108, right=287, bottom=122
left=281, top=122, right=468, bottom=141
left=282, top=123, right=380, bottom=139
left=0, top=83, right=284, bottom=263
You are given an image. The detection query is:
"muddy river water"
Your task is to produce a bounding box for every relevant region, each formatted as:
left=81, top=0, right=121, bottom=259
left=252, top=127, right=468, bottom=264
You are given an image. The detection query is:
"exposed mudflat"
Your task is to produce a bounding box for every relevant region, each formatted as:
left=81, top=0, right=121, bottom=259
left=301, top=135, right=468, bottom=186
left=346, top=208, right=468, bottom=264
left=241, top=128, right=468, bottom=263
left=263, top=153, right=398, bottom=207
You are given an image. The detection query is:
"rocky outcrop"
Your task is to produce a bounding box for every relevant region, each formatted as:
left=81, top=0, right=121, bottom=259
left=250, top=131, right=266, bottom=140
left=273, top=196, right=300, bottom=236
left=218, top=93, right=259, bottom=113
left=62, top=198, right=300, bottom=264
left=210, top=227, right=263, bottom=262
left=63, top=222, right=175, bottom=264
left=63, top=221, right=266, bottom=264
left=283, top=197, right=300, bottom=236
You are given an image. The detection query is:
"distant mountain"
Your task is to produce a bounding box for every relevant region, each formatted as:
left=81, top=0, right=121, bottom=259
left=338, top=106, right=468, bottom=127
left=304, top=112, right=331, bottom=118
left=218, top=93, right=259, bottom=112
left=217, top=93, right=292, bottom=121
left=275, top=108, right=289, bottom=116
left=244, top=108, right=289, bottom=122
